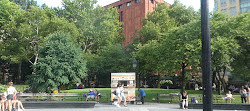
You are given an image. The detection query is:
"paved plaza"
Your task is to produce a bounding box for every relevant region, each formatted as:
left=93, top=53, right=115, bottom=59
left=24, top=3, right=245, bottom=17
left=25, top=103, right=244, bottom=111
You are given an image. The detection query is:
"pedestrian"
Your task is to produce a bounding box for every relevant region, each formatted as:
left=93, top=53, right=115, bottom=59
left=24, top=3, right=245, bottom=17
left=138, top=88, right=146, bottom=104
left=6, top=82, right=17, bottom=111
left=240, top=86, right=247, bottom=103
left=115, top=84, right=121, bottom=107
left=120, top=84, right=127, bottom=106
left=180, top=90, right=188, bottom=109
left=245, top=85, right=250, bottom=104
left=0, top=93, right=6, bottom=111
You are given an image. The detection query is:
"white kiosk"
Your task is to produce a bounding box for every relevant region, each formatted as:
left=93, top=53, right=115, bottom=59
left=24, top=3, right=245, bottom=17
left=111, top=73, right=136, bottom=102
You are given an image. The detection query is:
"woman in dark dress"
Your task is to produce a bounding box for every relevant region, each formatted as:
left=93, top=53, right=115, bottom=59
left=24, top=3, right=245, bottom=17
left=180, top=90, right=188, bottom=109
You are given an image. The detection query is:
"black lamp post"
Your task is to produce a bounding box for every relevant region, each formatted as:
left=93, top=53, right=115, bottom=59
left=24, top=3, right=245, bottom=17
left=132, top=58, right=138, bottom=87
left=132, top=58, right=137, bottom=69
left=201, top=0, right=213, bottom=110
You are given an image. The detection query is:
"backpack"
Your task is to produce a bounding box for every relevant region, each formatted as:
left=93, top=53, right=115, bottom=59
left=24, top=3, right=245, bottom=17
left=191, top=97, right=197, bottom=103
left=112, top=90, right=116, bottom=95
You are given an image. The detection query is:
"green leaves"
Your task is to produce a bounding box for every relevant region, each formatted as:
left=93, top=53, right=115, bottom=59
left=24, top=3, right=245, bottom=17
left=28, top=32, right=87, bottom=92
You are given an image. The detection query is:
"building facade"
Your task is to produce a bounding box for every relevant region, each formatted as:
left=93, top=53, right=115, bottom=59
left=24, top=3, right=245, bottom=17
left=105, top=0, right=169, bottom=46
left=214, top=0, right=250, bottom=16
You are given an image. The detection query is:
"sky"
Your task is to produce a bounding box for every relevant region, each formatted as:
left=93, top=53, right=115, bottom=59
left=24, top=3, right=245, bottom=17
left=36, top=0, right=214, bottom=12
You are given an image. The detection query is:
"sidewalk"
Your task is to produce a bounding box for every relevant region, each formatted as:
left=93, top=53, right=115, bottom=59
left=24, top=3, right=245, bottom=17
left=25, top=103, right=243, bottom=111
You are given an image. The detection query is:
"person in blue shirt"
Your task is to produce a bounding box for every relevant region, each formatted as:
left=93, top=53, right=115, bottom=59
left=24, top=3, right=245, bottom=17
left=86, top=89, right=95, bottom=101
left=138, top=88, right=146, bottom=104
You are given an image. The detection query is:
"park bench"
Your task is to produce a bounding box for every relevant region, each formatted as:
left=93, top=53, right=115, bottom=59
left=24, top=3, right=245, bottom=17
left=50, top=93, right=83, bottom=101
left=214, top=94, right=239, bottom=103
left=17, top=93, right=50, bottom=101
left=16, top=93, right=84, bottom=101
left=157, top=93, right=180, bottom=103
left=83, top=93, right=109, bottom=103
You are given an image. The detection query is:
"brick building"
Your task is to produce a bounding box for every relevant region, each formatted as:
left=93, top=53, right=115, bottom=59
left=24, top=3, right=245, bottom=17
left=105, top=0, right=170, bottom=46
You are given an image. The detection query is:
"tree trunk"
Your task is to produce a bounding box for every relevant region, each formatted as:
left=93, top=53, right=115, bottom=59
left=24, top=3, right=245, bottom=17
left=17, top=62, right=22, bottom=83
left=181, top=62, right=186, bottom=92
left=157, top=72, right=160, bottom=88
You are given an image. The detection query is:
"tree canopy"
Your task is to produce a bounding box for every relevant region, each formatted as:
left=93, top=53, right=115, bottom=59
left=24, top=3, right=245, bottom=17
left=28, top=32, right=87, bottom=92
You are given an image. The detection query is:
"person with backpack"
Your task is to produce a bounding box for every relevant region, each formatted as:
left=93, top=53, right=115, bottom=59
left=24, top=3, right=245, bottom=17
left=240, top=86, right=247, bottom=103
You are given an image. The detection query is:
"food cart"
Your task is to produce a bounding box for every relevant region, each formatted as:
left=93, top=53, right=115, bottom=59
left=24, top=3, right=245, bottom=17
left=111, top=73, right=136, bottom=102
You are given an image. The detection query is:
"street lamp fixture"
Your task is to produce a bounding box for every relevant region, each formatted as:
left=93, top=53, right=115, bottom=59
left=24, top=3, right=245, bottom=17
left=132, top=58, right=137, bottom=68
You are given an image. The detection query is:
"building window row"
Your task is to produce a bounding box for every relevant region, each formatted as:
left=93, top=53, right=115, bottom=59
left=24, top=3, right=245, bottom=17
left=221, top=0, right=227, bottom=7
left=127, top=1, right=131, bottom=6
left=117, top=0, right=141, bottom=9
left=230, top=0, right=236, bottom=5
left=221, top=9, right=227, bottom=13
left=230, top=7, right=237, bottom=16
left=150, top=0, right=154, bottom=3
left=240, top=0, right=250, bottom=13
left=214, top=0, right=218, bottom=10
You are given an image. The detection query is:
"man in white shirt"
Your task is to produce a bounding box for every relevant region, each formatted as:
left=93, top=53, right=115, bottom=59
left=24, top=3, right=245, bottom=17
left=6, top=82, right=17, bottom=111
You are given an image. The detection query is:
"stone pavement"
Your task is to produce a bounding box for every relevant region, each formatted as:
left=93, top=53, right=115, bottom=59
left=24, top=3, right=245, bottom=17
left=24, top=103, right=244, bottom=111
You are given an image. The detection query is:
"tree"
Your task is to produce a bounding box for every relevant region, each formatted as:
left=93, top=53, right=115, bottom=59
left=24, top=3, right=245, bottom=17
left=135, top=40, right=169, bottom=88
left=28, top=32, right=87, bottom=93
left=210, top=12, right=241, bottom=94
left=230, top=14, right=250, bottom=83
left=136, top=2, right=199, bottom=89
left=62, top=0, right=123, bottom=53
left=87, top=44, right=131, bottom=87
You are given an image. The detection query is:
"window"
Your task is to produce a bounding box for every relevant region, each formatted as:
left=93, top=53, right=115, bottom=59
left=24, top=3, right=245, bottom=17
left=240, top=0, right=250, bottom=13
left=214, top=0, right=218, bottom=11
left=221, top=9, right=227, bottom=13
left=135, top=0, right=140, bottom=3
left=127, top=1, right=131, bottom=6
left=230, top=0, right=236, bottom=5
left=119, top=11, right=123, bottom=22
left=150, top=0, right=153, bottom=3
left=118, top=4, right=123, bottom=9
left=221, top=0, right=227, bottom=7
left=230, top=7, right=237, bottom=16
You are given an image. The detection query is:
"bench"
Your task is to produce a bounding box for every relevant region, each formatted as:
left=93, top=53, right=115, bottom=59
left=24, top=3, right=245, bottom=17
left=214, top=95, right=239, bottom=103
left=16, top=93, right=84, bottom=101
left=17, top=93, right=50, bottom=101
left=83, top=93, right=109, bottom=103
left=50, top=93, right=83, bottom=101
left=157, top=93, right=180, bottom=103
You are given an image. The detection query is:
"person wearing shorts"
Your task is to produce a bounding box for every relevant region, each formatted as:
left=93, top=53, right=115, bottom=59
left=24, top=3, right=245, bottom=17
left=7, top=82, right=17, bottom=111
left=86, top=89, right=95, bottom=101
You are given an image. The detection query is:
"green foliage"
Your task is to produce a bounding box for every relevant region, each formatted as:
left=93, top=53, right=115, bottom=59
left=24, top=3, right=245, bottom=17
left=28, top=32, right=87, bottom=92
left=62, top=0, right=123, bottom=53
left=87, top=44, right=131, bottom=86
left=230, top=13, right=250, bottom=82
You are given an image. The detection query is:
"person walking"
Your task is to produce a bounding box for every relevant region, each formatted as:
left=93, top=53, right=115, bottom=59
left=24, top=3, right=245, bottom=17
left=138, top=88, right=146, bottom=104
left=240, top=86, right=247, bottom=103
left=120, top=84, right=127, bottom=107
left=115, top=84, right=121, bottom=107
left=246, top=85, right=250, bottom=104
left=6, top=82, right=17, bottom=111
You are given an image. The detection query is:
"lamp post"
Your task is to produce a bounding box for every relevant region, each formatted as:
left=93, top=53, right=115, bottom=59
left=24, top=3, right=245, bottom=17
left=201, top=0, right=213, bottom=110
left=132, top=58, right=137, bottom=68
left=132, top=58, right=138, bottom=87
